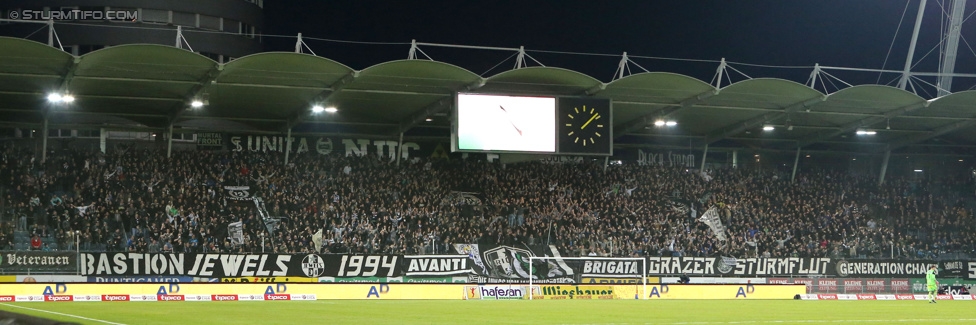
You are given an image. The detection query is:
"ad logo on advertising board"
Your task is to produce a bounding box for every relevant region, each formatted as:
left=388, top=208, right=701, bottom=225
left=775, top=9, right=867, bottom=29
left=478, top=285, right=525, bottom=300
left=212, top=294, right=238, bottom=301
left=535, top=285, right=614, bottom=299
left=265, top=294, right=290, bottom=301
left=102, top=295, right=129, bottom=301
left=157, top=295, right=184, bottom=301
left=43, top=295, right=73, bottom=302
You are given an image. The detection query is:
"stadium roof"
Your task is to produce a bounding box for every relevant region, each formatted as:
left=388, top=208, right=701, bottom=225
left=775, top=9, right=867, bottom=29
left=1, top=36, right=975, bottom=155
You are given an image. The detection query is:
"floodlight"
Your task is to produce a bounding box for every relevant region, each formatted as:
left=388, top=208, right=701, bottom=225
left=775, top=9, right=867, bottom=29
left=61, top=95, right=75, bottom=103
left=47, top=93, right=62, bottom=102
left=191, top=100, right=204, bottom=108
left=665, top=121, right=677, bottom=126
left=762, top=125, right=774, bottom=131
left=653, top=120, right=665, bottom=126
left=311, top=105, right=325, bottom=113
left=324, top=106, right=338, bottom=113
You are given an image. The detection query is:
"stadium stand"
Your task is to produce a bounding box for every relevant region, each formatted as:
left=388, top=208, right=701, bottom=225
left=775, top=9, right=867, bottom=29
left=1, top=145, right=973, bottom=260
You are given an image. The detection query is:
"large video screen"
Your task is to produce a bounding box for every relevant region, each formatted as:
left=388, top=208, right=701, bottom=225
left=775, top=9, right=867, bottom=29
left=455, top=93, right=556, bottom=152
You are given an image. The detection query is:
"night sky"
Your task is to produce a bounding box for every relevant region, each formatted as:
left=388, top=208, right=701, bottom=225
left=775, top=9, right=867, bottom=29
left=262, top=0, right=976, bottom=90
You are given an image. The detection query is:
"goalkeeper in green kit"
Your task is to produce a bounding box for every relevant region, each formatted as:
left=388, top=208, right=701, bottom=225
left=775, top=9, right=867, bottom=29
left=926, top=265, right=939, bottom=303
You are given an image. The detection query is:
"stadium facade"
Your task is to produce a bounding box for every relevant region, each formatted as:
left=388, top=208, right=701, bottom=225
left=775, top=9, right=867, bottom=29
left=0, top=0, right=263, bottom=61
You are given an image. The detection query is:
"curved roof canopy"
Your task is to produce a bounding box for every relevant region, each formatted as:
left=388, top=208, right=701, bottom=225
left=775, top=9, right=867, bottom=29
left=1, top=36, right=975, bottom=155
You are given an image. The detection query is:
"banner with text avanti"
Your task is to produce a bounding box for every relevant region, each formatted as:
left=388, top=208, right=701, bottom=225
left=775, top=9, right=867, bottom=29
left=403, top=255, right=472, bottom=276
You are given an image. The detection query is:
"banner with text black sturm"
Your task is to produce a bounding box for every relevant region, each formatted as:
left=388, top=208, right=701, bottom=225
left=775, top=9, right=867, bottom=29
left=1, top=251, right=76, bottom=273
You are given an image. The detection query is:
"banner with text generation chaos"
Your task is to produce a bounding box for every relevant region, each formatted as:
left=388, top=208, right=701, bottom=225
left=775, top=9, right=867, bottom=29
left=0, top=251, right=76, bottom=273
left=834, top=259, right=936, bottom=278
left=403, top=255, right=472, bottom=276
left=454, top=243, right=575, bottom=283
left=645, top=257, right=833, bottom=276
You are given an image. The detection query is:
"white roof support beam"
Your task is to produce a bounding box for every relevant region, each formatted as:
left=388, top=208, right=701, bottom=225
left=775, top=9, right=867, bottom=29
left=898, top=0, right=927, bottom=90
left=937, top=0, right=967, bottom=96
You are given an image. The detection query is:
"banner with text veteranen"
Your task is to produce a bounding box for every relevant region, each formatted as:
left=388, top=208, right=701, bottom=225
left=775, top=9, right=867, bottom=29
left=1, top=252, right=76, bottom=273
left=79, top=253, right=402, bottom=278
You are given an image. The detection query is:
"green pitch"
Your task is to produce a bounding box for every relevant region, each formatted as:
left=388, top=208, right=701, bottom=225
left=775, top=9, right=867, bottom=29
left=1, top=300, right=974, bottom=325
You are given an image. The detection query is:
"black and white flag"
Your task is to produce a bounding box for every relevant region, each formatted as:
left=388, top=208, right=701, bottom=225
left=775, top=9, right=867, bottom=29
left=228, top=221, right=244, bottom=246
left=698, top=207, right=727, bottom=241
left=223, top=186, right=253, bottom=205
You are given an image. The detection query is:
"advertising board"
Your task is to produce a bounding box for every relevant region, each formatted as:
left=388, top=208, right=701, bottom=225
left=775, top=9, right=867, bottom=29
left=581, top=277, right=659, bottom=284
left=0, top=283, right=465, bottom=300
left=530, top=285, right=615, bottom=300
left=645, top=284, right=805, bottom=299
left=464, top=285, right=530, bottom=300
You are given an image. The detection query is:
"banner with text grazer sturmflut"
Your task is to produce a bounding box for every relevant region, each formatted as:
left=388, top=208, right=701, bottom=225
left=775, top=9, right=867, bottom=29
left=454, top=243, right=575, bottom=283
left=1, top=251, right=76, bottom=273
left=78, top=253, right=404, bottom=278
left=645, top=257, right=834, bottom=276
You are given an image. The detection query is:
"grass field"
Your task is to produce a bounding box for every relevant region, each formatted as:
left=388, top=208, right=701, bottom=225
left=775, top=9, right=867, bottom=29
left=1, top=300, right=975, bottom=325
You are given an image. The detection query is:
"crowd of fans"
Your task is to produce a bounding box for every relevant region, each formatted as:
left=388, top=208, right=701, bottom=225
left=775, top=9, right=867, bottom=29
left=1, top=144, right=974, bottom=260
